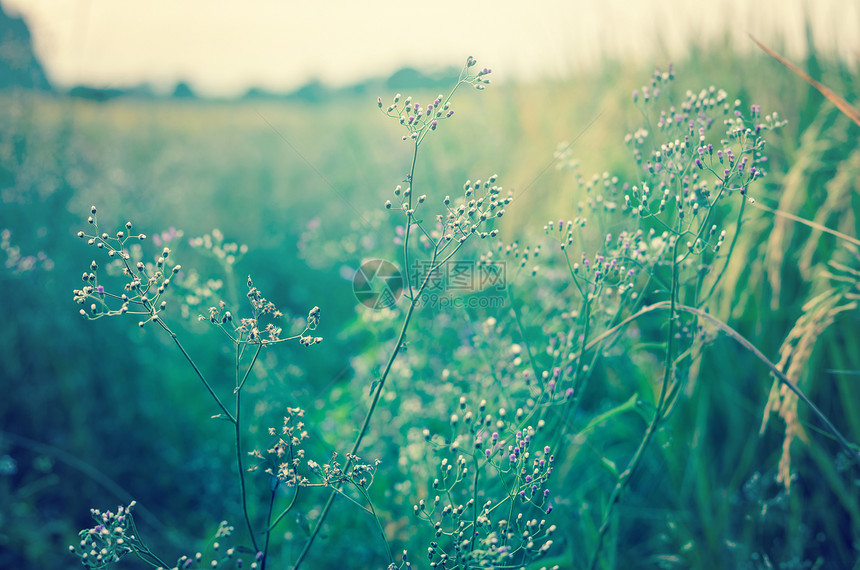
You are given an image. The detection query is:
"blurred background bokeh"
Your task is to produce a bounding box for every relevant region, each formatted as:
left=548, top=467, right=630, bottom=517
left=1, top=1, right=858, bottom=568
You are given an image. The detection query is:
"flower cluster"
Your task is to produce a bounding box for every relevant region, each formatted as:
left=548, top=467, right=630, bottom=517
left=168, top=545, right=261, bottom=570
left=73, top=207, right=178, bottom=327
left=414, top=396, right=556, bottom=568
left=69, top=502, right=139, bottom=569
left=623, top=68, right=787, bottom=259
left=249, top=408, right=379, bottom=493
left=160, top=521, right=255, bottom=570
left=380, top=56, right=491, bottom=144
left=248, top=407, right=312, bottom=486
left=202, top=277, right=322, bottom=346
left=308, top=452, right=381, bottom=489
left=70, top=503, right=252, bottom=570
left=438, top=176, right=511, bottom=244
left=386, top=175, right=512, bottom=258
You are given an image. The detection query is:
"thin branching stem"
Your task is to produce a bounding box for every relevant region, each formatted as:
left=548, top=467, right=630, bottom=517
left=293, top=270, right=426, bottom=568
left=268, top=486, right=300, bottom=531
left=235, top=344, right=262, bottom=553
left=699, top=198, right=747, bottom=307
left=403, top=142, right=419, bottom=298
left=261, top=481, right=278, bottom=570
left=155, top=320, right=235, bottom=423
left=469, top=455, right=481, bottom=553
left=588, top=236, right=680, bottom=570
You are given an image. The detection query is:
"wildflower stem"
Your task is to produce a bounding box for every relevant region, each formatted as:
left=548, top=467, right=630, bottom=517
left=699, top=198, right=747, bottom=307
left=261, top=482, right=278, bottom=570
left=132, top=549, right=171, bottom=569
left=506, top=284, right=542, bottom=388
left=236, top=342, right=262, bottom=393
left=155, top=320, right=236, bottom=423
left=292, top=293, right=418, bottom=568
left=293, top=239, right=455, bottom=567
left=267, top=486, right=300, bottom=531
left=469, top=455, right=481, bottom=553
left=355, top=483, right=394, bottom=564
left=128, top=516, right=171, bottom=568
left=550, top=292, right=593, bottom=454
left=236, top=343, right=263, bottom=554
left=403, top=142, right=419, bottom=298
left=588, top=237, right=679, bottom=570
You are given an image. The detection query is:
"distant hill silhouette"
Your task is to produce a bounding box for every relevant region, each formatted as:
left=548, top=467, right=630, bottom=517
left=172, top=81, right=197, bottom=99
left=68, top=86, right=124, bottom=102
left=0, top=4, right=51, bottom=90
left=287, top=79, right=329, bottom=103
left=259, top=65, right=459, bottom=103
left=384, top=67, right=455, bottom=91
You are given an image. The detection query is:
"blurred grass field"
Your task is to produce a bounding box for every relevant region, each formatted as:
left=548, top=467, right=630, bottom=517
left=1, top=39, right=859, bottom=568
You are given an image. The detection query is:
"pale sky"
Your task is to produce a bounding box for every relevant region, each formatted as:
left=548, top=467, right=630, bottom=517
left=4, top=0, right=859, bottom=96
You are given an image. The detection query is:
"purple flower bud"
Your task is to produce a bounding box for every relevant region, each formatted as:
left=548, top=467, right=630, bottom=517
left=446, top=110, right=454, bottom=118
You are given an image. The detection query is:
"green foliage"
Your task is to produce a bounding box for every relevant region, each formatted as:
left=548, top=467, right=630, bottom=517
left=2, top=45, right=859, bottom=570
